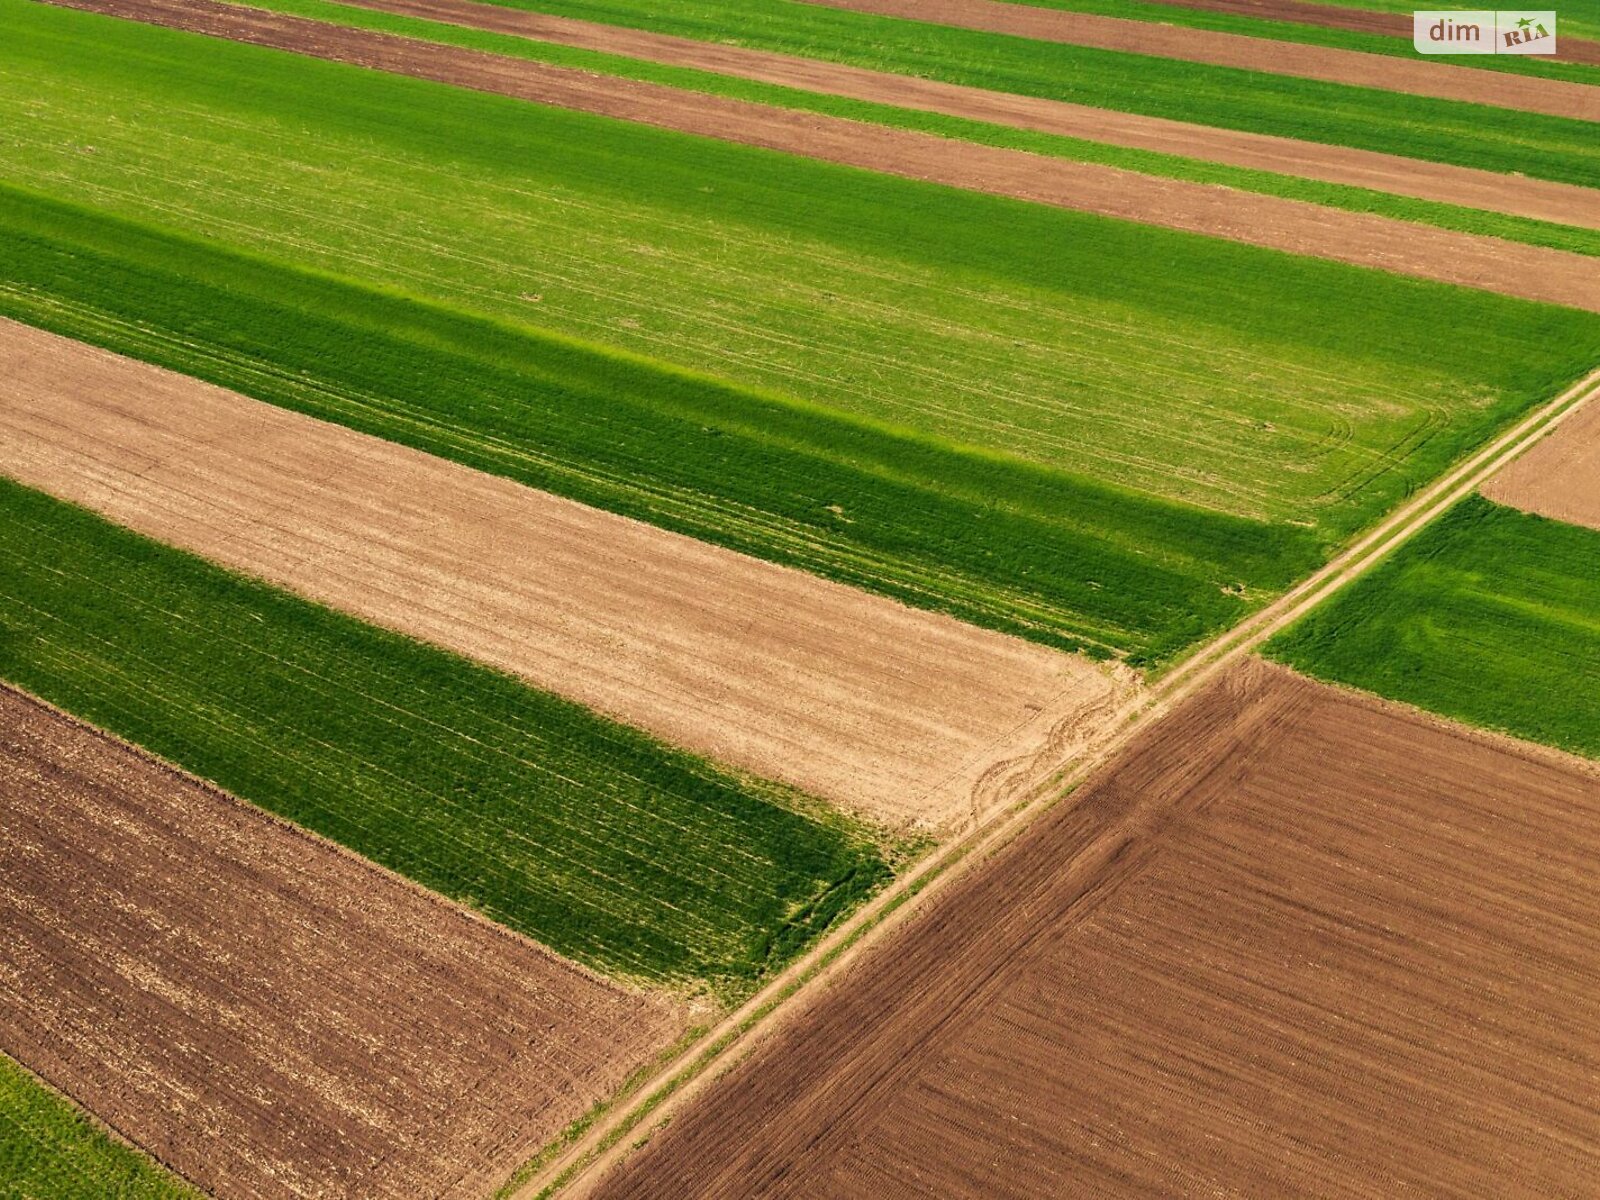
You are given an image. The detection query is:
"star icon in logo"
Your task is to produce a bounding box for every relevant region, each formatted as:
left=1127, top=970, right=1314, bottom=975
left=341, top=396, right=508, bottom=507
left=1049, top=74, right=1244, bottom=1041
left=1517, top=15, right=1533, bottom=28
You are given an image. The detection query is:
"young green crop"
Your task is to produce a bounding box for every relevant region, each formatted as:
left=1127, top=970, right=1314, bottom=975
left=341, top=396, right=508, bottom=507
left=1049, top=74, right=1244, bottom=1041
left=6, top=1, right=1597, bottom=538
left=0, top=478, right=891, bottom=995
left=226, top=0, right=1600, bottom=258
left=466, top=0, right=1600, bottom=185
left=0, top=186, right=1307, bottom=663
left=1267, top=495, right=1600, bottom=760
left=0, top=1057, right=197, bottom=1200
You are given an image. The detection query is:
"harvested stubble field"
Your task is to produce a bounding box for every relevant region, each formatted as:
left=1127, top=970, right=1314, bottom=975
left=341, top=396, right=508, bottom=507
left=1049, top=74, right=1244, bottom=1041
left=1483, top=397, right=1600, bottom=531
left=437, top=0, right=1600, bottom=181
left=218, top=0, right=1600, bottom=254
left=1269, top=494, right=1600, bottom=761
left=0, top=477, right=891, bottom=993
left=8, top=6, right=1600, bottom=662
left=0, top=1054, right=197, bottom=1199
left=0, top=686, right=684, bottom=1200
left=0, top=318, right=1126, bottom=827
left=594, top=662, right=1600, bottom=1199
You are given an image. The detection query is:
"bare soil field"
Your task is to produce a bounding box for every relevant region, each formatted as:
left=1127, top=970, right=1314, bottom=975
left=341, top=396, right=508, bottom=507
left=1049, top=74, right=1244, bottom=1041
left=805, top=0, right=1600, bottom=119
left=591, top=661, right=1600, bottom=1199
left=1150, top=0, right=1600, bottom=64
left=331, top=0, right=1600, bottom=231
left=0, top=684, right=682, bottom=1200
left=44, top=0, right=1600, bottom=311
left=1483, top=397, right=1600, bottom=530
left=0, top=319, right=1125, bottom=827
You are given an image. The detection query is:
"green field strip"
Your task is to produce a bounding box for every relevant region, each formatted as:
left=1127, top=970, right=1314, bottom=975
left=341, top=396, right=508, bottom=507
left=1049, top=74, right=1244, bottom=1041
left=0, top=477, right=892, bottom=996
left=7, top=0, right=1598, bottom=535
left=1267, top=495, right=1600, bottom=760
left=0, top=1056, right=198, bottom=1200
left=220, top=0, right=1600, bottom=258
left=1005, top=0, right=1597, bottom=83
left=0, top=187, right=1308, bottom=664
left=453, top=0, right=1600, bottom=186
left=1307, top=0, right=1600, bottom=43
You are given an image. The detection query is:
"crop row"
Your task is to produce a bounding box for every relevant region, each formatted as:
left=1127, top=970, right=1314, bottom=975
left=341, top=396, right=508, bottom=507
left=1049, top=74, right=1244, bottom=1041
left=1268, top=495, right=1600, bottom=760
left=464, top=0, right=1600, bottom=184
left=0, top=479, right=891, bottom=994
left=8, top=0, right=1598, bottom=533
left=226, top=0, right=1600, bottom=259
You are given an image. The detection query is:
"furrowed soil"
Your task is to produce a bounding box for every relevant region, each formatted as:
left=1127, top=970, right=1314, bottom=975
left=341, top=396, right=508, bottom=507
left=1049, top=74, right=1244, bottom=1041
left=309, top=0, right=1600, bottom=231
left=1482, top=398, right=1600, bottom=531
left=0, top=320, right=1124, bottom=827
left=592, top=661, right=1600, bottom=1199
left=804, top=0, right=1600, bottom=118
left=44, top=0, right=1600, bottom=312
left=0, top=685, right=683, bottom=1200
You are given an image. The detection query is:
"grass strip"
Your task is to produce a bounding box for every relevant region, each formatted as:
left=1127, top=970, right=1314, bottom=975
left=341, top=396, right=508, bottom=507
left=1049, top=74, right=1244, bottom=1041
left=0, top=185, right=1309, bottom=664
left=1267, top=494, right=1600, bottom=759
left=0, top=477, right=891, bottom=996
left=1009, top=0, right=1597, bottom=83
left=0, top=1056, right=198, bottom=1200
left=227, top=0, right=1600, bottom=259
left=465, top=0, right=1600, bottom=186
left=7, top=1, right=1598, bottom=537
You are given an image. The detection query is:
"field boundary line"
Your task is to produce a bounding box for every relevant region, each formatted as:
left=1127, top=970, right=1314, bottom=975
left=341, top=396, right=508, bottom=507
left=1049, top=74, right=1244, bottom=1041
left=517, top=363, right=1600, bottom=1199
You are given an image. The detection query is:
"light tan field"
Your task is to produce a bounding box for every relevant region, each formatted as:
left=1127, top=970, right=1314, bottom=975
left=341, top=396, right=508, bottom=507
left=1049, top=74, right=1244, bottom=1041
left=324, top=0, right=1600, bottom=231
left=593, top=662, right=1600, bottom=1198
left=1482, top=397, right=1600, bottom=531
left=805, top=0, right=1600, bottom=119
left=0, top=319, right=1127, bottom=828
left=40, top=0, right=1600, bottom=311
left=0, top=685, right=682, bottom=1200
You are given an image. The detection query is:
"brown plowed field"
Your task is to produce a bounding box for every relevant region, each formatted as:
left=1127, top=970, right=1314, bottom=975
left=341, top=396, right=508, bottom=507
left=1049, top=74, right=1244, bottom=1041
left=0, top=685, right=682, bottom=1200
left=1149, top=0, right=1600, bottom=65
left=331, top=0, right=1600, bottom=231
left=591, top=661, right=1600, bottom=1199
left=1483, top=397, right=1600, bottom=530
left=44, top=0, right=1600, bottom=311
left=805, top=0, right=1600, bottom=119
left=0, top=319, right=1124, bottom=827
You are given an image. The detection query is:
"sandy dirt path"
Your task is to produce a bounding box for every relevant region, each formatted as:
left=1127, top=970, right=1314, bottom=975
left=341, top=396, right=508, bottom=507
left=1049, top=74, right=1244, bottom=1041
left=591, top=662, right=1600, bottom=1198
left=0, top=320, right=1123, bottom=829
left=320, top=0, right=1600, bottom=231
left=1147, top=0, right=1600, bottom=65
left=1483, top=398, right=1600, bottom=530
left=0, top=685, right=683, bottom=1200
left=805, top=0, right=1600, bottom=119
left=45, top=0, right=1600, bottom=311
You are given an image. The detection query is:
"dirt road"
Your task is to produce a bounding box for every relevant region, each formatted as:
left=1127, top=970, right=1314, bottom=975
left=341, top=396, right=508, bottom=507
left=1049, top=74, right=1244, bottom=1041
left=591, top=662, right=1600, bottom=1198
left=324, top=0, right=1600, bottom=231
left=0, top=685, right=681, bottom=1200
left=1483, top=397, right=1600, bottom=530
left=0, top=319, right=1123, bottom=828
left=45, top=0, right=1600, bottom=311
left=805, top=0, right=1600, bottom=119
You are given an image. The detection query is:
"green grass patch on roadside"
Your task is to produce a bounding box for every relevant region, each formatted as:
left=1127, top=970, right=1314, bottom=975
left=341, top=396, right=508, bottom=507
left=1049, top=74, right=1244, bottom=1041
left=0, top=478, right=892, bottom=996
left=1267, top=495, right=1600, bottom=759
left=1009, top=0, right=1597, bottom=82
left=0, top=1056, right=197, bottom=1200
left=0, top=185, right=1313, bottom=663
left=223, top=0, right=1600, bottom=259
left=463, top=0, right=1600, bottom=185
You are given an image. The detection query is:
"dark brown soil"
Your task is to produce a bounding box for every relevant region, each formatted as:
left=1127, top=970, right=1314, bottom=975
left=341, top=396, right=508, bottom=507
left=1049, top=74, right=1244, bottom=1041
left=0, top=685, right=682, bottom=1200
left=44, top=0, right=1600, bottom=312
left=593, top=662, right=1600, bottom=1198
